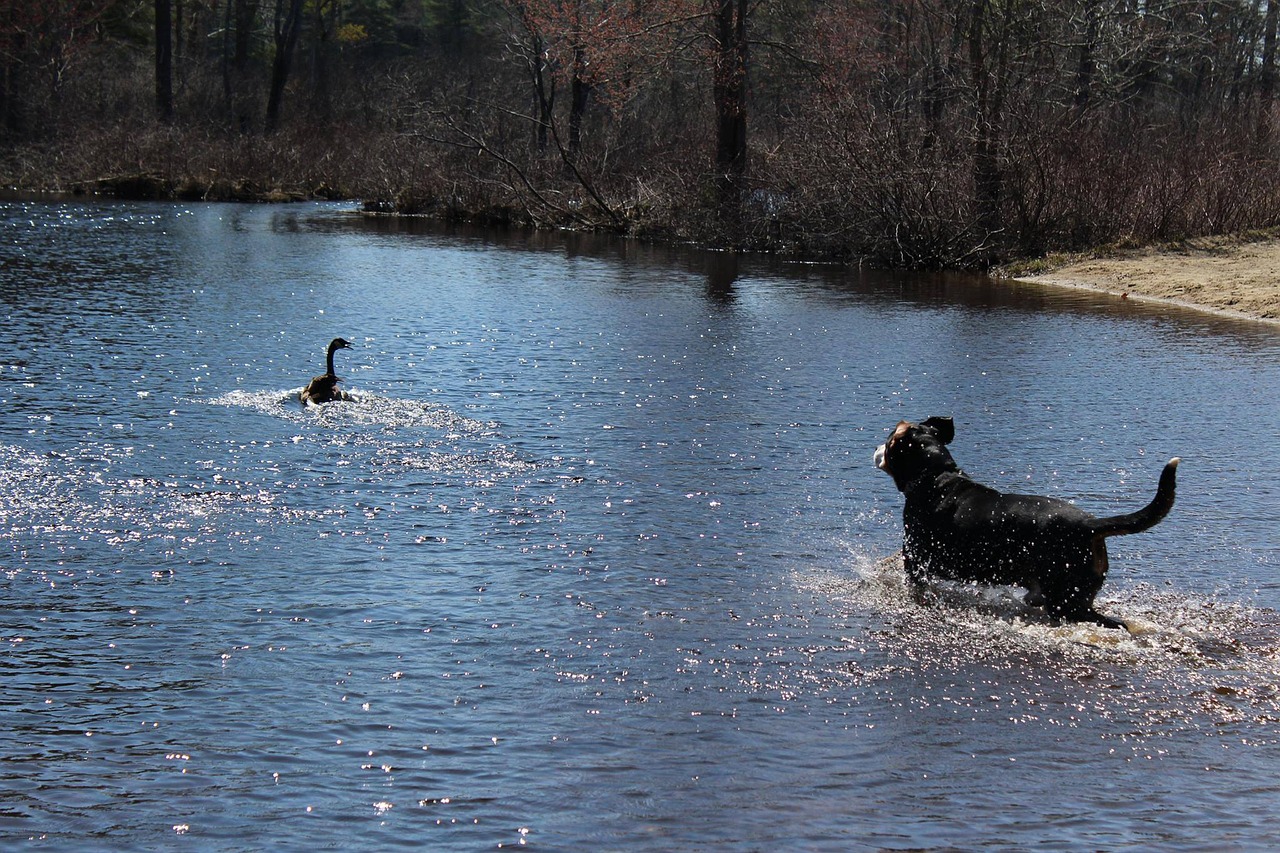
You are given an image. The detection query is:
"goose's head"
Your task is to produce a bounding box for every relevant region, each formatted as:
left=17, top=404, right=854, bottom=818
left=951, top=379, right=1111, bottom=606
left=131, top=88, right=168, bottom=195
left=328, top=337, right=353, bottom=354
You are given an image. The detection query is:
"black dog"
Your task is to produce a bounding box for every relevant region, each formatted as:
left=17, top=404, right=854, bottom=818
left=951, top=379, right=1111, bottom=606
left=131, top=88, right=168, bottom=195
left=874, top=417, right=1179, bottom=630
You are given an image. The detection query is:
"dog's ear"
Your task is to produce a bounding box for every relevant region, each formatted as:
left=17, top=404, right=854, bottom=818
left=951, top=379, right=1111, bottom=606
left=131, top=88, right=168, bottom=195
left=922, top=416, right=954, bottom=444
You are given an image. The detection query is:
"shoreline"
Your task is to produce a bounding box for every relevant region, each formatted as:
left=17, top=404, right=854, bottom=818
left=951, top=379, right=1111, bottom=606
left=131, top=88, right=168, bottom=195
left=1009, top=237, right=1280, bottom=325
left=5, top=185, right=1280, bottom=324
left=1016, top=273, right=1280, bottom=326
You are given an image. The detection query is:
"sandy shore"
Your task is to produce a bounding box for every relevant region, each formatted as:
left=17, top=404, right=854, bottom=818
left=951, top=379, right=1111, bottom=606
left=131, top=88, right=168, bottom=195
left=1011, top=237, right=1280, bottom=324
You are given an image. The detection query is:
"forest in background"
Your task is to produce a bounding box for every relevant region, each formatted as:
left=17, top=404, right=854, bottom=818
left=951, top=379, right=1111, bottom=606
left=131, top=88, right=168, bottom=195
left=5, top=0, right=1280, bottom=268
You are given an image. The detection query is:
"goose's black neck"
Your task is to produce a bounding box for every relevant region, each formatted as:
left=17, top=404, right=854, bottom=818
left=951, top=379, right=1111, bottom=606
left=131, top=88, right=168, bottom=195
left=324, top=338, right=348, bottom=376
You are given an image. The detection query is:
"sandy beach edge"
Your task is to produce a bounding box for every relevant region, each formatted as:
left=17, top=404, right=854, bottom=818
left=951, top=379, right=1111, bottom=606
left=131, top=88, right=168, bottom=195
left=1013, top=273, right=1280, bottom=326
left=1004, top=238, right=1280, bottom=326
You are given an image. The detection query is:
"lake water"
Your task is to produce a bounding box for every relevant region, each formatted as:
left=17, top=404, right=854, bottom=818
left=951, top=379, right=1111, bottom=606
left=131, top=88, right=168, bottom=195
left=2, top=199, right=1278, bottom=850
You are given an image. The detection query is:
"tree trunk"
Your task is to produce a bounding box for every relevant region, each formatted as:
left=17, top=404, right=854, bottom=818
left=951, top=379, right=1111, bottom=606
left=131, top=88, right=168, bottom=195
left=1261, top=0, right=1279, bottom=140
left=524, top=30, right=554, bottom=152
left=1073, top=4, right=1097, bottom=111
left=712, top=0, right=749, bottom=228
left=310, top=0, right=341, bottom=122
left=265, top=0, right=306, bottom=134
left=155, top=0, right=173, bottom=123
left=224, top=0, right=256, bottom=132
left=568, top=44, right=589, bottom=163
left=967, top=0, right=1002, bottom=243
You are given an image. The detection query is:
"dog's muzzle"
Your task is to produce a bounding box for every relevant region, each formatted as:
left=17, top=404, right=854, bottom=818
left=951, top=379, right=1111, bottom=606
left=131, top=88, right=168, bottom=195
left=874, top=444, right=888, bottom=472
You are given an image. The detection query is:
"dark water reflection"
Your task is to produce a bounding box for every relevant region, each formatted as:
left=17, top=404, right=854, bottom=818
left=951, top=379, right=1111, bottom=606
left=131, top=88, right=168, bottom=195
left=1, top=200, right=1278, bottom=850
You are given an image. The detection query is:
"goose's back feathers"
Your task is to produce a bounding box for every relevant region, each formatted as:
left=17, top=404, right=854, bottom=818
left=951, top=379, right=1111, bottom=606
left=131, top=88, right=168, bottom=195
left=300, top=374, right=350, bottom=405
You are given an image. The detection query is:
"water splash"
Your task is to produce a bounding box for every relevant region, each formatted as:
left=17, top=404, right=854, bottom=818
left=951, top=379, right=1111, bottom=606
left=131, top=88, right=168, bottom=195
left=810, top=551, right=1280, bottom=736
left=0, top=441, right=333, bottom=574
left=205, top=389, right=494, bottom=435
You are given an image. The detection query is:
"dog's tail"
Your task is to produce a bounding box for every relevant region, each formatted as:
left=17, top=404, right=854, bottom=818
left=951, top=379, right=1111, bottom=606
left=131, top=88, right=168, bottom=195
left=1089, top=458, right=1180, bottom=537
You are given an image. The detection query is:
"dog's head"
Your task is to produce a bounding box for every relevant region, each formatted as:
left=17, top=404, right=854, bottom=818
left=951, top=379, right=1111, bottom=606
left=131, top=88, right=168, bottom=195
left=874, top=416, right=959, bottom=492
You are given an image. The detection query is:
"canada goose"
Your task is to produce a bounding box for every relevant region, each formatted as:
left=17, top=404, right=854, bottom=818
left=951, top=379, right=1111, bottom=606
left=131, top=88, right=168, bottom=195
left=300, top=337, right=353, bottom=404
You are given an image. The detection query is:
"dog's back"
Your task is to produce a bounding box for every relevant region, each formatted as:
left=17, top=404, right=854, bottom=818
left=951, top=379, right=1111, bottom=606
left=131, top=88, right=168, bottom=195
left=903, top=472, right=1098, bottom=587
left=876, top=417, right=1178, bottom=629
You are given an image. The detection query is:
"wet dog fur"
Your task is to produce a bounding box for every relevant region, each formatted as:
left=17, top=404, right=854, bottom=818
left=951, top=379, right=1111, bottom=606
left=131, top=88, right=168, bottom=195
left=874, top=417, right=1179, bottom=630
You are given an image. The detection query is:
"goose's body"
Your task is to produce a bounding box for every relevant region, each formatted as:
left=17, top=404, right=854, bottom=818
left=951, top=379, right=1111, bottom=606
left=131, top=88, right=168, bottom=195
left=300, top=337, right=353, bottom=405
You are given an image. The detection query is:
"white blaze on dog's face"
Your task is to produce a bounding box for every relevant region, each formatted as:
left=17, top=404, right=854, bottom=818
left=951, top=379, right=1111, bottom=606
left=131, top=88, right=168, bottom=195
left=874, top=421, right=911, bottom=474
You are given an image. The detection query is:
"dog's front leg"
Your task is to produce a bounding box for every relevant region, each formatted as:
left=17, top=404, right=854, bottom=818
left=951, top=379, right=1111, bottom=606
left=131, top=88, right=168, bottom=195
left=902, top=549, right=934, bottom=605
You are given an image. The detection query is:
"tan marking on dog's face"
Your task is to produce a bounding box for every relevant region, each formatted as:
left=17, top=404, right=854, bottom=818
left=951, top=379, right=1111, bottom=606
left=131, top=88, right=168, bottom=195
left=886, top=421, right=912, bottom=450
left=875, top=421, right=913, bottom=474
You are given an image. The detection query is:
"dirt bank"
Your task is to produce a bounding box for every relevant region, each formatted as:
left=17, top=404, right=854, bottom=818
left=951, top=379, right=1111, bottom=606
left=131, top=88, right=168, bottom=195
left=1010, top=236, right=1280, bottom=324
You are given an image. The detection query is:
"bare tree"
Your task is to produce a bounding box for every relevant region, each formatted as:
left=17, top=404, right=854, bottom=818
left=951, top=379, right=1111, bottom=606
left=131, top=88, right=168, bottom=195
left=265, top=0, right=306, bottom=133
left=156, top=0, right=174, bottom=123
left=711, top=0, right=749, bottom=219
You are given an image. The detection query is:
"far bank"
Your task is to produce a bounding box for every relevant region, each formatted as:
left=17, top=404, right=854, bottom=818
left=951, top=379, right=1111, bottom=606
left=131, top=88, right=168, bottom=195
left=1006, top=235, right=1280, bottom=325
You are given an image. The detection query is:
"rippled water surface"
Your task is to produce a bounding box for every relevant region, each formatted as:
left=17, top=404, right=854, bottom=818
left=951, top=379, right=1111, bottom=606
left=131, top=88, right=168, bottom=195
left=2, top=200, right=1279, bottom=850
